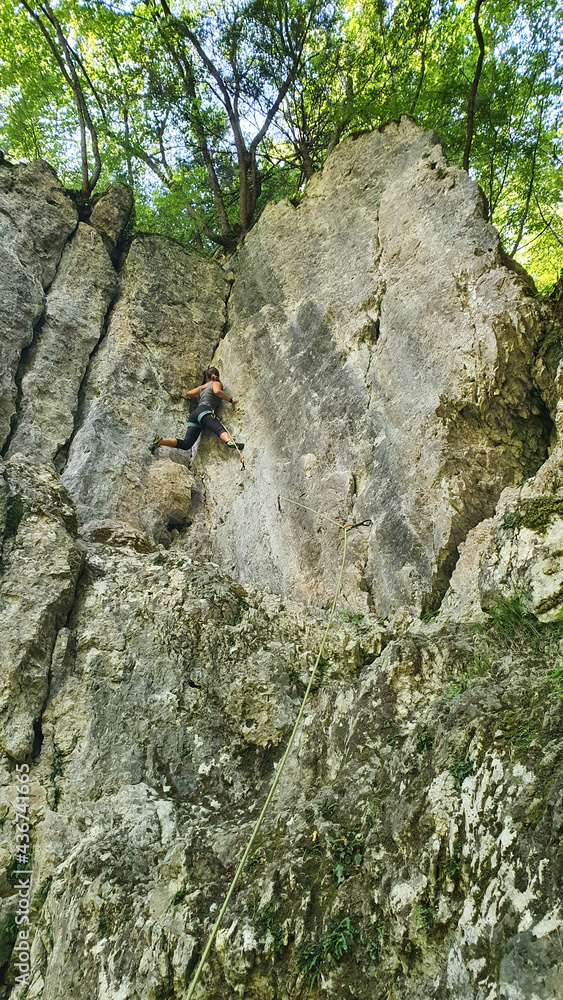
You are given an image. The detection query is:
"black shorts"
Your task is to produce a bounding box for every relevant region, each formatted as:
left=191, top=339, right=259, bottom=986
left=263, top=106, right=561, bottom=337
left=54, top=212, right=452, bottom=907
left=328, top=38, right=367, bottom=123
left=175, top=404, right=224, bottom=450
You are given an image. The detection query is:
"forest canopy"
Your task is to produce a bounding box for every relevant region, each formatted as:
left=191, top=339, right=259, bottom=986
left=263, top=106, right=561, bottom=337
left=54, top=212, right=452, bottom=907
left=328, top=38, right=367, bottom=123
left=0, top=0, right=561, bottom=291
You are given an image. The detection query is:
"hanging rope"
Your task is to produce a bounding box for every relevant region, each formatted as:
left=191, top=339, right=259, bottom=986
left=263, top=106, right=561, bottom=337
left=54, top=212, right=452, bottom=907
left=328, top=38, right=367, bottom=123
left=185, top=488, right=370, bottom=999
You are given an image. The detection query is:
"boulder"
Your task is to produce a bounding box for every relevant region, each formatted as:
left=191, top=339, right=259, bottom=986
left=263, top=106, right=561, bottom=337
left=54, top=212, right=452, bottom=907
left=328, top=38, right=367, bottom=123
left=89, top=181, right=133, bottom=253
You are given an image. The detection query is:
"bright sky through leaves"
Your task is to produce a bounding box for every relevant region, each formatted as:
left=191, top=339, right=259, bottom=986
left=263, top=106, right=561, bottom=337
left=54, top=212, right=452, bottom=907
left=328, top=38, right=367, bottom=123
left=0, top=0, right=561, bottom=288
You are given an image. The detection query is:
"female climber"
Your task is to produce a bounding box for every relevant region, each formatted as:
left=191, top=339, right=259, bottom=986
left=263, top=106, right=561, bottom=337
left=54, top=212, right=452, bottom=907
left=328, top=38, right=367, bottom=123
left=148, top=367, right=244, bottom=456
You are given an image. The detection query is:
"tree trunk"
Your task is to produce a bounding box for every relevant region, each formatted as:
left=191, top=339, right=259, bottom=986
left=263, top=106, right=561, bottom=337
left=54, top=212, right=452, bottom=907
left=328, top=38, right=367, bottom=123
left=463, top=0, right=486, bottom=173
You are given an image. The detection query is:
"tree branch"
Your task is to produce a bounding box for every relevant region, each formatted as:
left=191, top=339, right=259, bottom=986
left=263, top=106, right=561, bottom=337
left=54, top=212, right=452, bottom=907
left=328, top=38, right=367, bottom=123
left=463, top=0, right=486, bottom=172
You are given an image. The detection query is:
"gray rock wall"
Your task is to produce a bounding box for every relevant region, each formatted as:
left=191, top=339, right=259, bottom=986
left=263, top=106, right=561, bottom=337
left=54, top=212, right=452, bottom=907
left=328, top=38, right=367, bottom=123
left=0, top=125, right=562, bottom=1000
left=195, top=119, right=549, bottom=617
left=60, top=233, right=229, bottom=549
left=7, top=224, right=117, bottom=465
left=0, top=161, right=77, bottom=447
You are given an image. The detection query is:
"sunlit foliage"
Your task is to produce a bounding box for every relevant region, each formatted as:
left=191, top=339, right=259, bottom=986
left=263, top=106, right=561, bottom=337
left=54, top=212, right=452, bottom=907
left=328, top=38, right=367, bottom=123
left=0, top=0, right=561, bottom=287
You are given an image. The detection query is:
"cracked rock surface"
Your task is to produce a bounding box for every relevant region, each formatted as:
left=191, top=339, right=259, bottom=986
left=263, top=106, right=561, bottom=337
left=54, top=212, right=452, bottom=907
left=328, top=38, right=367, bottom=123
left=0, top=160, right=77, bottom=447
left=195, top=118, right=551, bottom=617
left=0, top=122, right=562, bottom=1000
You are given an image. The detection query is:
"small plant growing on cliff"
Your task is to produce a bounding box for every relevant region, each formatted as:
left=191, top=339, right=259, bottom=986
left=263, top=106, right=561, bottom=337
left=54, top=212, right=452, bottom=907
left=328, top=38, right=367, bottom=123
left=339, top=610, right=365, bottom=626
left=320, top=797, right=336, bottom=819
left=326, top=917, right=355, bottom=960
left=447, top=640, right=491, bottom=697
left=551, top=664, right=563, bottom=697
left=366, top=785, right=389, bottom=826
left=297, top=939, right=324, bottom=986
left=416, top=727, right=435, bottom=752
left=451, top=757, right=473, bottom=788
left=382, top=718, right=402, bottom=747
left=441, top=837, right=464, bottom=884
left=245, top=851, right=263, bottom=872
left=481, top=594, right=563, bottom=651
left=255, top=902, right=285, bottom=955
left=332, top=828, right=364, bottom=883
left=413, top=901, right=435, bottom=931
left=502, top=497, right=563, bottom=536
left=487, top=594, right=539, bottom=636
left=32, top=877, right=52, bottom=912
left=297, top=918, right=356, bottom=986
left=368, top=918, right=389, bottom=963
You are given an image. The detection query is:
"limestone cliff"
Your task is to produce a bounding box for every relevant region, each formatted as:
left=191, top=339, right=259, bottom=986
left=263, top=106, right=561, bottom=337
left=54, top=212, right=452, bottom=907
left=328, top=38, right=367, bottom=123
left=0, top=119, right=561, bottom=1000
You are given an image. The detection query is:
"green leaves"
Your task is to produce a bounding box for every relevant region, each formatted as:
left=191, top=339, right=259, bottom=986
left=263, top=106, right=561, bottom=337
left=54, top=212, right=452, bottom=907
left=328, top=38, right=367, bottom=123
left=0, top=0, right=561, bottom=282
left=331, top=827, right=364, bottom=884
left=297, top=916, right=357, bottom=986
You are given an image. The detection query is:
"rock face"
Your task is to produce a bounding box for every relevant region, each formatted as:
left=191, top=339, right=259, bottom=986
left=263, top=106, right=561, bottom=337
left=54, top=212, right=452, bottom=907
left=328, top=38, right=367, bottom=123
left=0, top=161, right=77, bottom=447
left=88, top=181, right=133, bottom=254
left=60, top=233, right=229, bottom=549
left=0, top=457, right=82, bottom=760
left=0, top=120, right=562, bottom=1000
left=172, top=120, right=549, bottom=619
left=7, top=224, right=117, bottom=465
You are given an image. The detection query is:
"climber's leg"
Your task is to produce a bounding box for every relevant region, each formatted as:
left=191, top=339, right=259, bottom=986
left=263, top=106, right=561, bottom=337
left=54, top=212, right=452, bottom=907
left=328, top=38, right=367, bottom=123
left=150, top=423, right=202, bottom=454
left=201, top=414, right=244, bottom=450
left=175, top=423, right=203, bottom=451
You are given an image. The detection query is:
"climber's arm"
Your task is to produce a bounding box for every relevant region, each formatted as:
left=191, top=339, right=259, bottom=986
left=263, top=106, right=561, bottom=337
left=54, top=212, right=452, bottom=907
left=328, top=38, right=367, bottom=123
left=211, top=380, right=237, bottom=404
left=185, top=384, right=204, bottom=398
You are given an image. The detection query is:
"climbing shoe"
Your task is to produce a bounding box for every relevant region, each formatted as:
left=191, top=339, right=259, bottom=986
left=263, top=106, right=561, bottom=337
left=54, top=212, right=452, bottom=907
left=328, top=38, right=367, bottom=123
left=227, top=441, right=244, bottom=450
left=148, top=436, right=161, bottom=454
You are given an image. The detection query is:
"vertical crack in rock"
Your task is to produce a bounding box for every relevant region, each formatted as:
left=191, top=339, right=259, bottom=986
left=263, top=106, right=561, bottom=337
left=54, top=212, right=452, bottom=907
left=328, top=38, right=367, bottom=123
left=0, top=160, right=78, bottom=448
left=0, top=456, right=83, bottom=759
left=31, top=555, right=86, bottom=775
left=7, top=224, right=118, bottom=467
left=0, top=306, right=47, bottom=458
left=214, top=270, right=235, bottom=351
left=54, top=278, right=120, bottom=475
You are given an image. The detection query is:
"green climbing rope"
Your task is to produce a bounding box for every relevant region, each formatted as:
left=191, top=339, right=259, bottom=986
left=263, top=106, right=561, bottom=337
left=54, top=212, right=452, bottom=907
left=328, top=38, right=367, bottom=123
left=185, top=502, right=351, bottom=1000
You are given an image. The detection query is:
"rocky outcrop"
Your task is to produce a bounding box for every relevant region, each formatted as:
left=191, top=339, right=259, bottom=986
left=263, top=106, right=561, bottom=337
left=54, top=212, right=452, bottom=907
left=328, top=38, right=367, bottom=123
left=0, top=457, right=82, bottom=759
left=0, top=161, right=77, bottom=447
left=7, top=224, right=117, bottom=465
left=439, top=289, right=563, bottom=626
left=195, top=119, right=550, bottom=617
left=0, top=122, right=562, bottom=1000
left=60, top=234, right=229, bottom=549
left=89, top=181, right=133, bottom=255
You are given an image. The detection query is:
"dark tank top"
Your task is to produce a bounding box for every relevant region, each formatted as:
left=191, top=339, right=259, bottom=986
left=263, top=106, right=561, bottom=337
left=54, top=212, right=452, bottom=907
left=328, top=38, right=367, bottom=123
left=199, top=382, right=221, bottom=412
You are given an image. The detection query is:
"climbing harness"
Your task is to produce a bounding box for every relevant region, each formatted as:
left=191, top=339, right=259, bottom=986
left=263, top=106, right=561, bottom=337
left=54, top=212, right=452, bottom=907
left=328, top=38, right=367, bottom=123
left=187, top=409, right=214, bottom=428
left=185, top=490, right=371, bottom=1000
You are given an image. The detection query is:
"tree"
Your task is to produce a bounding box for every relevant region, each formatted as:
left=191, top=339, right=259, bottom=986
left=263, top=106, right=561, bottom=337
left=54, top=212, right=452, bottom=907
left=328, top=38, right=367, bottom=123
left=0, top=0, right=561, bottom=287
left=462, top=0, right=485, bottom=172
left=141, top=0, right=338, bottom=244
left=18, top=0, right=101, bottom=196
